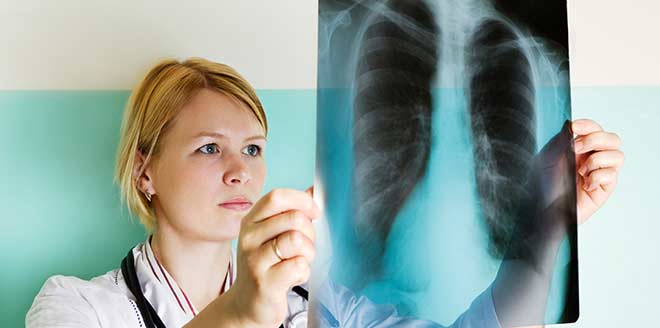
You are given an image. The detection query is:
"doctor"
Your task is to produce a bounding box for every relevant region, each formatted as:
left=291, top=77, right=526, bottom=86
left=26, top=58, right=623, bottom=328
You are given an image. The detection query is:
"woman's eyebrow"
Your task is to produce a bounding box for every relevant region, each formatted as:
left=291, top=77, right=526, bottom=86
left=192, top=131, right=266, bottom=142
left=245, top=135, right=267, bottom=142
left=193, top=131, right=227, bottom=139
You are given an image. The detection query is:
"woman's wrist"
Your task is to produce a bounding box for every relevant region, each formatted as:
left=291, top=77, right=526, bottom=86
left=183, top=289, right=245, bottom=328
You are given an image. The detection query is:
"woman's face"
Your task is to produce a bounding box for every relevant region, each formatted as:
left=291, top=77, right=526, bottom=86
left=147, top=89, right=266, bottom=241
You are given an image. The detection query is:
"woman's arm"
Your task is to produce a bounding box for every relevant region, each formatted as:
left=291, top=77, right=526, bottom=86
left=491, top=119, right=622, bottom=327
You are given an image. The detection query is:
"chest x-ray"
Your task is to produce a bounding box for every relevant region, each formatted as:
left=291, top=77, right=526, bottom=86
left=312, top=0, right=578, bottom=326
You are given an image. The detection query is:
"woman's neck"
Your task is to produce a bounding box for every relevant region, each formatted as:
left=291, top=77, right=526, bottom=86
left=150, top=223, right=232, bottom=313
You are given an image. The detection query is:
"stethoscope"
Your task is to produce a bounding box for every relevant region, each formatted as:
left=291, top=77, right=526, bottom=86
left=121, top=248, right=338, bottom=328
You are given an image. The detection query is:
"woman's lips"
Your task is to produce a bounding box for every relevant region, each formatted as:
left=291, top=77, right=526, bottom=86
left=219, top=200, right=252, bottom=211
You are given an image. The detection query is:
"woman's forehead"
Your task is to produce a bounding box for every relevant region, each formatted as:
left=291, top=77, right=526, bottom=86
left=172, top=89, right=265, bottom=141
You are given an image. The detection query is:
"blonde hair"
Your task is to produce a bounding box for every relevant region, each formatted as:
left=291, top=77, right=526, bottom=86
left=115, top=57, right=267, bottom=231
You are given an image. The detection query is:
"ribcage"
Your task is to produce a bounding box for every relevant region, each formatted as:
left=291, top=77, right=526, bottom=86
left=352, top=0, right=439, bottom=278
left=466, top=19, right=537, bottom=258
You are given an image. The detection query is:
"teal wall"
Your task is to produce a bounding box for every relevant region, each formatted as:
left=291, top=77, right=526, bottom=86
left=0, top=90, right=317, bottom=327
left=0, top=87, right=658, bottom=327
left=563, top=87, right=659, bottom=327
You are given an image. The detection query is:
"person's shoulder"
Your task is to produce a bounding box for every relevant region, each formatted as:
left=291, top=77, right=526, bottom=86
left=26, top=270, right=129, bottom=328
left=40, top=269, right=124, bottom=296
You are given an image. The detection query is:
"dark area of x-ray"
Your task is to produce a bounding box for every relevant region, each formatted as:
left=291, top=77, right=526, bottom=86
left=315, top=0, right=578, bottom=325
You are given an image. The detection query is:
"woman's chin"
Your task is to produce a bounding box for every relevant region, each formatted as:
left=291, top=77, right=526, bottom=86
left=213, top=213, right=243, bottom=234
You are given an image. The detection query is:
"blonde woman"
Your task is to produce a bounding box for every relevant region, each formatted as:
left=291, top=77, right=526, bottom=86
left=26, top=58, right=624, bottom=328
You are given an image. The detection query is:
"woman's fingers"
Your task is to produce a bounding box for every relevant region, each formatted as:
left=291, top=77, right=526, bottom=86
left=572, top=120, right=624, bottom=224
left=231, top=188, right=322, bottom=326
left=247, top=210, right=316, bottom=249
left=571, top=118, right=603, bottom=135
left=245, top=188, right=320, bottom=225
left=235, top=187, right=318, bottom=288
left=243, top=225, right=315, bottom=288
left=254, top=230, right=316, bottom=271
left=268, top=256, right=311, bottom=289
left=577, top=150, right=625, bottom=176
left=272, top=230, right=316, bottom=263
left=574, top=131, right=621, bottom=154
left=583, top=167, right=618, bottom=192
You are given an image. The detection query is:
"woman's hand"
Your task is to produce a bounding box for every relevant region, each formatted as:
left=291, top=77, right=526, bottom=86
left=493, top=120, right=623, bottom=328
left=226, top=188, right=319, bottom=327
left=572, top=119, right=624, bottom=224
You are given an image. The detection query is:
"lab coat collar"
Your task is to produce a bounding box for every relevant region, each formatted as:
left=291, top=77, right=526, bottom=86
left=130, top=235, right=235, bottom=326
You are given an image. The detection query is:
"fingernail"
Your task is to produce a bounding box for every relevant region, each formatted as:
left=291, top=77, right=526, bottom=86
left=578, top=165, right=587, bottom=176
left=574, top=141, right=584, bottom=153
left=572, top=121, right=582, bottom=130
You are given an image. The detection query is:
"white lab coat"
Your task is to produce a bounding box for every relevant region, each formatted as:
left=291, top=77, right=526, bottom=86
left=26, top=237, right=308, bottom=327
left=26, top=237, right=500, bottom=328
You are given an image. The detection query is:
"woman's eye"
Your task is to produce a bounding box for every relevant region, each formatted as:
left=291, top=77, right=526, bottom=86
left=199, top=144, right=219, bottom=155
left=243, top=145, right=261, bottom=157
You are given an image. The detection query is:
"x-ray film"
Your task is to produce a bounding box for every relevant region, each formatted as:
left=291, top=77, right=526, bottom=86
left=311, top=0, right=578, bottom=327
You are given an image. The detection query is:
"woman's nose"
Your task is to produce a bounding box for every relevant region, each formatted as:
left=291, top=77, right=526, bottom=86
left=222, top=153, right=250, bottom=186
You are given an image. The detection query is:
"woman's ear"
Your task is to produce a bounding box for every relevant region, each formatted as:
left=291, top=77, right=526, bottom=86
left=133, top=149, right=156, bottom=196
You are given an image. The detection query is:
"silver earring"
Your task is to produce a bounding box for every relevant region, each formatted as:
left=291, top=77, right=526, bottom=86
left=145, top=192, right=152, bottom=202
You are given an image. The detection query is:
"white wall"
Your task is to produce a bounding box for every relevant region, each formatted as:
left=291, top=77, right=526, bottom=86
left=1, top=0, right=659, bottom=89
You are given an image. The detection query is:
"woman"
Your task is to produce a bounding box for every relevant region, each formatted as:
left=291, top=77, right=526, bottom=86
left=26, top=58, right=624, bottom=328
